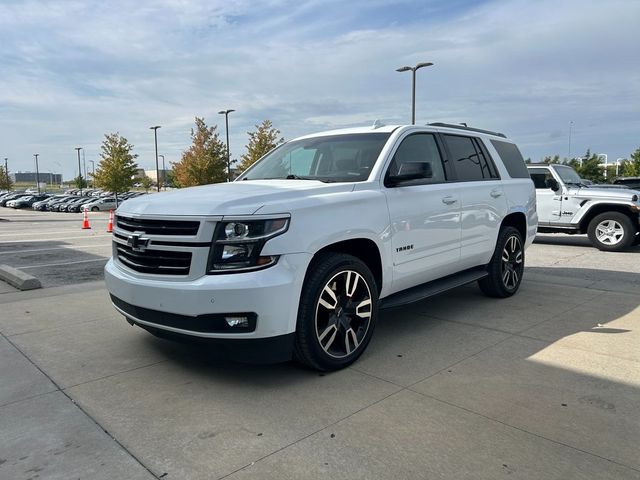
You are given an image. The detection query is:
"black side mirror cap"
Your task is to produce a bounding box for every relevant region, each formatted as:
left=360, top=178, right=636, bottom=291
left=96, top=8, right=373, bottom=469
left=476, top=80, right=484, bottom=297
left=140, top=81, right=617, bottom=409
left=546, top=178, right=560, bottom=192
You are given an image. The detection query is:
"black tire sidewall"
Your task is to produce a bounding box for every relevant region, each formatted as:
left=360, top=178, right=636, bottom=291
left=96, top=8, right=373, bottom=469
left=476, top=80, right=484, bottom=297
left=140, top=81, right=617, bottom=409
left=480, top=226, right=524, bottom=298
left=295, top=253, right=378, bottom=371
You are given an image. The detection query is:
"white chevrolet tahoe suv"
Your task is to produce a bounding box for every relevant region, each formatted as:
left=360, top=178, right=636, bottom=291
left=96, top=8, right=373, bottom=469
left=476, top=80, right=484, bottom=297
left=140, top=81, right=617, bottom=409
left=105, top=123, right=537, bottom=371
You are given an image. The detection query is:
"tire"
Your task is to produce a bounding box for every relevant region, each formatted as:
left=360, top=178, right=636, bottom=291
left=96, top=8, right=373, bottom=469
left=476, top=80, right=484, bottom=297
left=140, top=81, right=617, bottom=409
left=293, top=253, right=378, bottom=371
left=91, top=206, right=99, bottom=212
left=587, top=212, right=635, bottom=251
left=478, top=226, right=524, bottom=298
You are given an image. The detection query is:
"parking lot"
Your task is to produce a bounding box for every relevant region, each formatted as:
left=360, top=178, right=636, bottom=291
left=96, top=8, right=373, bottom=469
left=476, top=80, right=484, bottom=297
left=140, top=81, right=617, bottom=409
left=1, top=208, right=639, bottom=479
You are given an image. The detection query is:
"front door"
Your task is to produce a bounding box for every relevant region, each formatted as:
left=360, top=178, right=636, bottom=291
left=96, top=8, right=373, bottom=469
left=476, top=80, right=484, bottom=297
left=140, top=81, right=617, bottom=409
left=384, top=132, right=461, bottom=293
left=529, top=167, right=562, bottom=224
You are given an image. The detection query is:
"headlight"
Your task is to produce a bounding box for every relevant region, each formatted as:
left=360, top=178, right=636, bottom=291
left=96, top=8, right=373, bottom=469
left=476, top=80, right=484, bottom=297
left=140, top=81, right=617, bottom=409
left=207, top=217, right=289, bottom=273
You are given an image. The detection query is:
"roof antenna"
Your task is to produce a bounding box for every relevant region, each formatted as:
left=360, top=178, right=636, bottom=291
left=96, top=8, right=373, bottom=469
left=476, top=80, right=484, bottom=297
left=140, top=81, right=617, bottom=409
left=372, top=119, right=385, bottom=129
left=460, top=122, right=468, bottom=127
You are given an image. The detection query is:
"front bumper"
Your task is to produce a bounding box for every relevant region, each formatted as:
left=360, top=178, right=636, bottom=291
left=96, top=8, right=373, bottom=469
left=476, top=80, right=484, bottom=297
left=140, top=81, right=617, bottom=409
left=104, top=252, right=313, bottom=342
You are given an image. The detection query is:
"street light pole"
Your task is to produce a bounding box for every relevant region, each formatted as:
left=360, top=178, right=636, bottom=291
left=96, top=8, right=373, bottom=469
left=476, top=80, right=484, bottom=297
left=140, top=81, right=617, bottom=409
left=89, top=160, right=95, bottom=187
left=396, top=62, right=434, bottom=125
left=150, top=126, right=161, bottom=192
left=568, top=121, right=574, bottom=159
left=218, top=109, right=235, bottom=181
left=33, top=154, right=40, bottom=194
left=159, top=155, right=166, bottom=190
left=75, top=147, right=83, bottom=195
left=4, top=158, right=8, bottom=190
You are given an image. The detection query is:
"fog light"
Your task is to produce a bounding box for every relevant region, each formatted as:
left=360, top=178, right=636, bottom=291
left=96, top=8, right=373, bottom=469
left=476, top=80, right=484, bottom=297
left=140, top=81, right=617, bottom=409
left=225, top=316, right=249, bottom=328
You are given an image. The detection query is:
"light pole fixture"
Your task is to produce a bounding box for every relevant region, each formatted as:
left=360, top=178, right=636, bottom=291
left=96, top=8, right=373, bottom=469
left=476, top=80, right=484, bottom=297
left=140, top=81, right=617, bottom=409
left=159, top=154, right=166, bottom=190
left=218, top=109, right=235, bottom=181
left=75, top=147, right=83, bottom=195
left=33, top=153, right=40, bottom=194
left=568, top=120, right=574, bottom=159
left=150, top=126, right=161, bottom=192
left=396, top=62, right=433, bottom=125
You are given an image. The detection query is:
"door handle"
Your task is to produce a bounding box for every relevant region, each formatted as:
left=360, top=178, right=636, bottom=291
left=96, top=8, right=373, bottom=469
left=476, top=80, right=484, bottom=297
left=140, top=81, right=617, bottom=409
left=442, top=196, right=457, bottom=205
left=490, top=189, right=503, bottom=198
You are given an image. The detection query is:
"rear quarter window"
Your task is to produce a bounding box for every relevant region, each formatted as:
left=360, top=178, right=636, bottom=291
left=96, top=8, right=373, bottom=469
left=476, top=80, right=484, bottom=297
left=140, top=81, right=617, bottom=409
left=491, top=140, right=530, bottom=179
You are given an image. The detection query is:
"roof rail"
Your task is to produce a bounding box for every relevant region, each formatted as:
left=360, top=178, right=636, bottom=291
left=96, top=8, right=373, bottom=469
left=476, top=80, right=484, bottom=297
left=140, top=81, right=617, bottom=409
left=427, top=122, right=507, bottom=138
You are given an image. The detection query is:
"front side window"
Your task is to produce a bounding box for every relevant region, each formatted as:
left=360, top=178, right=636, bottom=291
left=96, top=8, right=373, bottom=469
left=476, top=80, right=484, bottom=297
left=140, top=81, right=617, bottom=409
left=238, top=133, right=390, bottom=183
left=528, top=168, right=554, bottom=189
left=385, top=133, right=446, bottom=186
left=444, top=134, right=499, bottom=181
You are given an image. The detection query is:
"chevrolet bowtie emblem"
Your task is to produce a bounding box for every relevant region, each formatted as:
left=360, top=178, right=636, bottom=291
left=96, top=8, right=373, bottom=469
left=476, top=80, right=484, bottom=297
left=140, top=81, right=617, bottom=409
left=127, top=232, right=150, bottom=252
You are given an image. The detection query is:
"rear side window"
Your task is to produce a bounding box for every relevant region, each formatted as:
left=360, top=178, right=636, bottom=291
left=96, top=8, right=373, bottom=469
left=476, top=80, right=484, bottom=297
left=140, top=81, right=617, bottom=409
left=491, top=140, right=529, bottom=178
left=443, top=134, right=499, bottom=181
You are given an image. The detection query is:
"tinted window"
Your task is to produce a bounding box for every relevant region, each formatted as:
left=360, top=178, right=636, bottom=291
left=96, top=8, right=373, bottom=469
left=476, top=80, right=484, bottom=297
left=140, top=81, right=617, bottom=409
left=386, top=133, right=446, bottom=186
left=443, top=135, right=499, bottom=181
left=491, top=140, right=529, bottom=178
left=528, top=168, right=553, bottom=189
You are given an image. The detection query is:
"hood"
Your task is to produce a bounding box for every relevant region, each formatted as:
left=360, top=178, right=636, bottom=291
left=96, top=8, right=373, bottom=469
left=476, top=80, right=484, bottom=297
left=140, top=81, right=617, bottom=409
left=116, top=180, right=356, bottom=217
left=568, top=185, right=639, bottom=201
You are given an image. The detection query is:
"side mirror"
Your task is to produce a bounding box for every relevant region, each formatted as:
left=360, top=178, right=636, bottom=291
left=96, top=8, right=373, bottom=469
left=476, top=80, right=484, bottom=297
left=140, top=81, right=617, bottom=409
left=545, top=178, right=560, bottom=192
left=388, top=161, right=433, bottom=186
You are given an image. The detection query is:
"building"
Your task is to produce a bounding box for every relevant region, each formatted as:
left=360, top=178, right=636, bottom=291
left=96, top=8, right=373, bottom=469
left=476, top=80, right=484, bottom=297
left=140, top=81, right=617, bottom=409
left=143, top=169, right=171, bottom=184
left=11, top=171, right=62, bottom=185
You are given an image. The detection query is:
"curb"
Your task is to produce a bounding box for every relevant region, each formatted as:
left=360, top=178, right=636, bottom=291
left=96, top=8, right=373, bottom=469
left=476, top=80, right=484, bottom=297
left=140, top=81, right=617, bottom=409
left=0, top=264, right=42, bottom=290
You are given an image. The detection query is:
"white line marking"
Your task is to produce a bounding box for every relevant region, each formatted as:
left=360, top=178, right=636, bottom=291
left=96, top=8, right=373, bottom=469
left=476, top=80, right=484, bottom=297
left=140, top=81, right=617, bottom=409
left=0, top=235, right=112, bottom=243
left=0, top=243, right=113, bottom=255
left=0, top=229, right=106, bottom=237
left=20, top=258, right=109, bottom=269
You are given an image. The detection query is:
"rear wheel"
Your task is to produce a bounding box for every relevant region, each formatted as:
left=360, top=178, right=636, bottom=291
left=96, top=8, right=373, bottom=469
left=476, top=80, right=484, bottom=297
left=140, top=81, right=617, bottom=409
left=294, top=253, right=378, bottom=371
left=587, top=212, right=635, bottom=251
left=479, top=226, right=524, bottom=298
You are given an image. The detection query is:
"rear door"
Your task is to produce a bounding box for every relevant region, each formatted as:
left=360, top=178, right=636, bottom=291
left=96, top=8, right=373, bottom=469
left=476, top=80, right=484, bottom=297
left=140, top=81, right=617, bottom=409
left=441, top=134, right=507, bottom=268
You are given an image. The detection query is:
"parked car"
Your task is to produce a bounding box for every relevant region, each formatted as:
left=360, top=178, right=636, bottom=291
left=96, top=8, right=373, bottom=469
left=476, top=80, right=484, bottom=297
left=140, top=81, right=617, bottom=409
left=33, top=195, right=68, bottom=211
left=1, top=193, right=30, bottom=207
left=105, top=122, right=537, bottom=371
left=528, top=163, right=640, bottom=250
left=68, top=198, right=97, bottom=213
left=613, top=177, right=640, bottom=190
left=10, top=194, right=50, bottom=209
left=84, top=197, right=117, bottom=211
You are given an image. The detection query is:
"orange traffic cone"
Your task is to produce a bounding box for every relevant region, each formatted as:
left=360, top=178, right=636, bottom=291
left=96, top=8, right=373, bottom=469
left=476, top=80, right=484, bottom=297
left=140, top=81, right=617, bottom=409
left=82, top=208, right=91, bottom=230
left=107, top=210, right=114, bottom=233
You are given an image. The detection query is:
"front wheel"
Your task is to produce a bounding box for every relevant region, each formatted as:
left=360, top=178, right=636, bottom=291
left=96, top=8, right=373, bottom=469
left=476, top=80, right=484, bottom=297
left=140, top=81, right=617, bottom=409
left=294, top=253, right=378, bottom=371
left=91, top=206, right=99, bottom=212
left=587, top=212, right=635, bottom=251
left=479, top=226, right=525, bottom=298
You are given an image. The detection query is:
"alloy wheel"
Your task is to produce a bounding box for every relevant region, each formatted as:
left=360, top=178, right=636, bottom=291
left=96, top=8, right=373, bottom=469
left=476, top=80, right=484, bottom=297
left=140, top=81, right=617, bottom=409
left=315, top=270, right=372, bottom=359
left=595, top=220, right=624, bottom=246
left=501, top=235, right=523, bottom=290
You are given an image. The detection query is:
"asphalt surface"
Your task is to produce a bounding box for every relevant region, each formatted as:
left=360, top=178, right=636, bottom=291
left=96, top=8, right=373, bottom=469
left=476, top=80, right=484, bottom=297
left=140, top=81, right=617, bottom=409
left=1, top=207, right=639, bottom=479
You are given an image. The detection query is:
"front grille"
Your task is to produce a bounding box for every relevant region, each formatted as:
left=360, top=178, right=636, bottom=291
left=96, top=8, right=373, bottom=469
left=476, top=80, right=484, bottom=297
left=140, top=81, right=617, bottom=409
left=115, top=242, right=192, bottom=275
left=116, top=215, right=200, bottom=236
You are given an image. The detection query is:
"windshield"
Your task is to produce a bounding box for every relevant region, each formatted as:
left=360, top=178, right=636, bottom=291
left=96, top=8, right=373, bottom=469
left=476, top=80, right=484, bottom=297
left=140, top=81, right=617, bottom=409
left=555, top=165, right=583, bottom=184
left=238, top=133, right=391, bottom=183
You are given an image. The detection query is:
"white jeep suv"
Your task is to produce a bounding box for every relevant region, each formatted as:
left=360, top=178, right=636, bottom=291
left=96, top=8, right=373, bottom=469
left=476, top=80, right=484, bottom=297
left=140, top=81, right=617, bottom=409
left=105, top=123, right=537, bottom=371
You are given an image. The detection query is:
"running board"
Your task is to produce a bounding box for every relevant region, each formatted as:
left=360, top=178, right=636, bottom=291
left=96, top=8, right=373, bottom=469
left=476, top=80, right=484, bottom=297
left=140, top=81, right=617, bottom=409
left=379, top=267, right=488, bottom=310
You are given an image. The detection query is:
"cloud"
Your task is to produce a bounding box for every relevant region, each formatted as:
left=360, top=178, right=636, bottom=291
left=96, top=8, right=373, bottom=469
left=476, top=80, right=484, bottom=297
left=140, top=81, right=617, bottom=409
left=0, top=0, right=639, bottom=174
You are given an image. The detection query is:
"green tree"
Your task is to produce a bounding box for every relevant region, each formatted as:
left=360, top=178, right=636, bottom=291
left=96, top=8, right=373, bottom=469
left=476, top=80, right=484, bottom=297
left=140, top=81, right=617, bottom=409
left=73, top=175, right=87, bottom=189
left=619, top=147, right=640, bottom=177
left=542, top=154, right=561, bottom=164
left=140, top=176, right=153, bottom=192
left=575, top=150, right=605, bottom=183
left=164, top=169, right=177, bottom=188
left=237, top=120, right=284, bottom=174
left=172, top=117, right=227, bottom=186
left=93, top=132, right=139, bottom=204
left=0, top=166, right=12, bottom=191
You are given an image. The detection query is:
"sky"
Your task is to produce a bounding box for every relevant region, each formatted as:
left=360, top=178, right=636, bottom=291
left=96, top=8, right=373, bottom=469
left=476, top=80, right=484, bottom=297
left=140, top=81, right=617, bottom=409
left=1, top=0, right=639, bottom=178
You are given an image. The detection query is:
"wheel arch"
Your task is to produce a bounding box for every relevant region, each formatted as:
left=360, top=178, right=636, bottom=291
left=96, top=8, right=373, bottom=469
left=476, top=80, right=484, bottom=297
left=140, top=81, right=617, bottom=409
left=311, top=238, right=383, bottom=294
left=501, top=211, right=527, bottom=240
left=578, top=204, right=639, bottom=234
